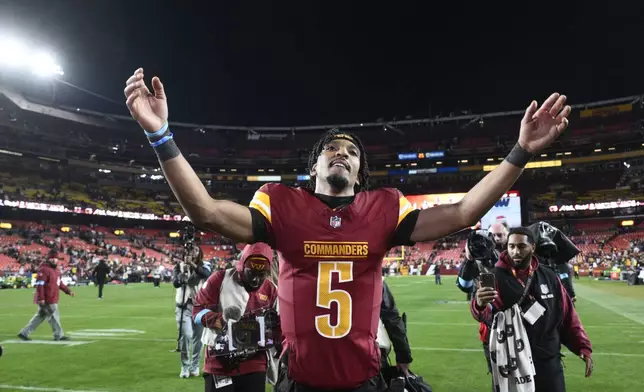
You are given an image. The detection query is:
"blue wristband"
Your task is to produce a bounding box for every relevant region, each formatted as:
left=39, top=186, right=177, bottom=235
left=144, top=122, right=169, bottom=138
left=150, top=133, right=173, bottom=147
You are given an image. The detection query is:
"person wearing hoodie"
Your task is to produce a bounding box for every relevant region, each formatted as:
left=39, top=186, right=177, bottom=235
left=472, top=227, right=592, bottom=392
left=17, top=250, right=75, bottom=341
left=193, top=243, right=279, bottom=392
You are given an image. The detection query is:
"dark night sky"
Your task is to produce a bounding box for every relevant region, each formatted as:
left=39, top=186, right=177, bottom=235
left=1, top=0, right=643, bottom=127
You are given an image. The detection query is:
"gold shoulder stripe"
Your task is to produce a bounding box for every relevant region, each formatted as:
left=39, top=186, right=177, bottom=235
left=397, top=196, right=414, bottom=227
left=249, top=190, right=271, bottom=224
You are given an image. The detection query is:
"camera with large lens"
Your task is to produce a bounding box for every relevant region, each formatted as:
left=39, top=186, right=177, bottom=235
left=210, top=307, right=276, bottom=364
left=526, top=221, right=580, bottom=265
left=230, top=316, right=262, bottom=350
left=181, top=224, right=196, bottom=246
left=467, top=231, right=496, bottom=264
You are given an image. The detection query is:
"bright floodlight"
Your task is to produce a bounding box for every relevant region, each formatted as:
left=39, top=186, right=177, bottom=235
left=30, top=51, right=64, bottom=77
left=0, top=36, right=64, bottom=77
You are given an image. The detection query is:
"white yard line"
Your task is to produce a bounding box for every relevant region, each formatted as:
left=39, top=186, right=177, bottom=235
left=570, top=284, right=644, bottom=326
left=0, top=333, right=174, bottom=343
left=1, top=333, right=642, bottom=357
left=0, top=385, right=106, bottom=392
left=0, top=313, right=171, bottom=320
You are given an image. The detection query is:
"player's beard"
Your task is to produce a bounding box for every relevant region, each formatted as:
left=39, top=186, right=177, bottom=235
left=326, top=174, right=349, bottom=192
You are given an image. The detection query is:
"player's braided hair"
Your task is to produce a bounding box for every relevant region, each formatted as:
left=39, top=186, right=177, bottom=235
left=307, top=128, right=370, bottom=193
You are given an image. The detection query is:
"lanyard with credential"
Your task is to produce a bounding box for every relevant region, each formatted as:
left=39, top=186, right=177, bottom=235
left=511, top=262, right=539, bottom=306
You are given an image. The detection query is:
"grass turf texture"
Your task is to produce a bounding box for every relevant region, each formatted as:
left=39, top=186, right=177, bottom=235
left=1, top=276, right=643, bottom=392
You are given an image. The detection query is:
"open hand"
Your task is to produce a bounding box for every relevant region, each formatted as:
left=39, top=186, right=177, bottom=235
left=518, top=93, right=571, bottom=154
left=124, top=68, right=168, bottom=131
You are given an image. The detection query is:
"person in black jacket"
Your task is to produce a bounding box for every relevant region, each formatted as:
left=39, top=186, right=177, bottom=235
left=379, top=280, right=412, bottom=374
left=473, top=227, right=593, bottom=392
left=527, top=222, right=580, bottom=302
left=93, top=259, right=111, bottom=300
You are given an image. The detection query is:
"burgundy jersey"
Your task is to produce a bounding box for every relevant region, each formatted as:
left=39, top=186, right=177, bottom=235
left=249, top=183, right=415, bottom=389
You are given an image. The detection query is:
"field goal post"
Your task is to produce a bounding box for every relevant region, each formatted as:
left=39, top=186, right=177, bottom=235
left=383, top=246, right=406, bottom=261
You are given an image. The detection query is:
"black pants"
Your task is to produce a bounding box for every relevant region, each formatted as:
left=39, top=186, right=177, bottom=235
left=534, top=356, right=566, bottom=392
left=153, top=278, right=161, bottom=287
left=97, top=280, right=105, bottom=298
left=204, top=372, right=265, bottom=392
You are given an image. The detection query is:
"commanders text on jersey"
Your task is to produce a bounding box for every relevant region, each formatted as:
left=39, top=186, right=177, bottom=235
left=303, top=241, right=369, bottom=258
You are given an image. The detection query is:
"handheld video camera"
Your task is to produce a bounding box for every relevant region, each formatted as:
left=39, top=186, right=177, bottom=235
left=211, top=307, right=279, bottom=364
left=467, top=230, right=497, bottom=268
left=181, top=224, right=196, bottom=247
left=526, top=222, right=580, bottom=265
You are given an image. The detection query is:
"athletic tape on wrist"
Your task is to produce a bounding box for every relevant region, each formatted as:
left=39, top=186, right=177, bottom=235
left=153, top=138, right=181, bottom=162
left=147, top=129, right=171, bottom=144
left=505, top=142, right=534, bottom=168
left=150, top=133, right=174, bottom=147
left=144, top=122, right=169, bottom=138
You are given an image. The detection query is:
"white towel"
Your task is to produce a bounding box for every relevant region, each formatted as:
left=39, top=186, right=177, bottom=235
left=489, top=304, right=536, bottom=392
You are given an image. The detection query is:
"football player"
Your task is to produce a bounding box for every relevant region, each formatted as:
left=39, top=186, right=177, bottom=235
left=125, top=67, right=571, bottom=391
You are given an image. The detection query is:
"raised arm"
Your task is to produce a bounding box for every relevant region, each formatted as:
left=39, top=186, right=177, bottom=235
left=410, top=93, right=571, bottom=243
left=124, top=68, right=253, bottom=243
left=158, top=155, right=253, bottom=242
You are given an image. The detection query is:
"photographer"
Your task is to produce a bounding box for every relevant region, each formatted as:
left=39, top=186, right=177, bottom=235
left=457, top=223, right=508, bottom=297
left=527, top=222, right=580, bottom=302
left=193, top=243, right=279, bottom=392
left=173, top=243, right=211, bottom=378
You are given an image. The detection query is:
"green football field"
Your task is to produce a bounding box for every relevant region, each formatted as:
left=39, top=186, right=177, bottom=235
left=1, top=276, right=643, bottom=392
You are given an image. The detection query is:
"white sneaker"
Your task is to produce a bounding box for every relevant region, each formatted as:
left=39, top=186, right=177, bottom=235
left=190, top=369, right=200, bottom=377
left=180, top=369, right=190, bottom=378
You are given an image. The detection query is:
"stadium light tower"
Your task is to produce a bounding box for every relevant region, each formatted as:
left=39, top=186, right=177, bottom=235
left=0, top=35, right=64, bottom=77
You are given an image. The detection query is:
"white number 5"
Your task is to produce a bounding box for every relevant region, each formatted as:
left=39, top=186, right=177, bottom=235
left=315, top=261, right=353, bottom=339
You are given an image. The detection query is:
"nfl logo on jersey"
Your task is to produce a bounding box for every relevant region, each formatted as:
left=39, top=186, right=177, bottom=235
left=330, top=216, right=342, bottom=228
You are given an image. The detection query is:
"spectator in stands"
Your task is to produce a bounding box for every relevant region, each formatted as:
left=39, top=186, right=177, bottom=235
left=17, top=250, right=75, bottom=341
left=472, top=228, right=592, bottom=392
left=92, top=259, right=111, bottom=300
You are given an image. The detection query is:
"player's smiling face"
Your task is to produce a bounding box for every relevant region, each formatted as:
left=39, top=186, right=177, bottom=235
left=311, top=138, right=361, bottom=196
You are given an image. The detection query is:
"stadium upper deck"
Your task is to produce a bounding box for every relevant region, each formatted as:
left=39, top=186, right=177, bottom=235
left=0, top=84, right=643, bottom=225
